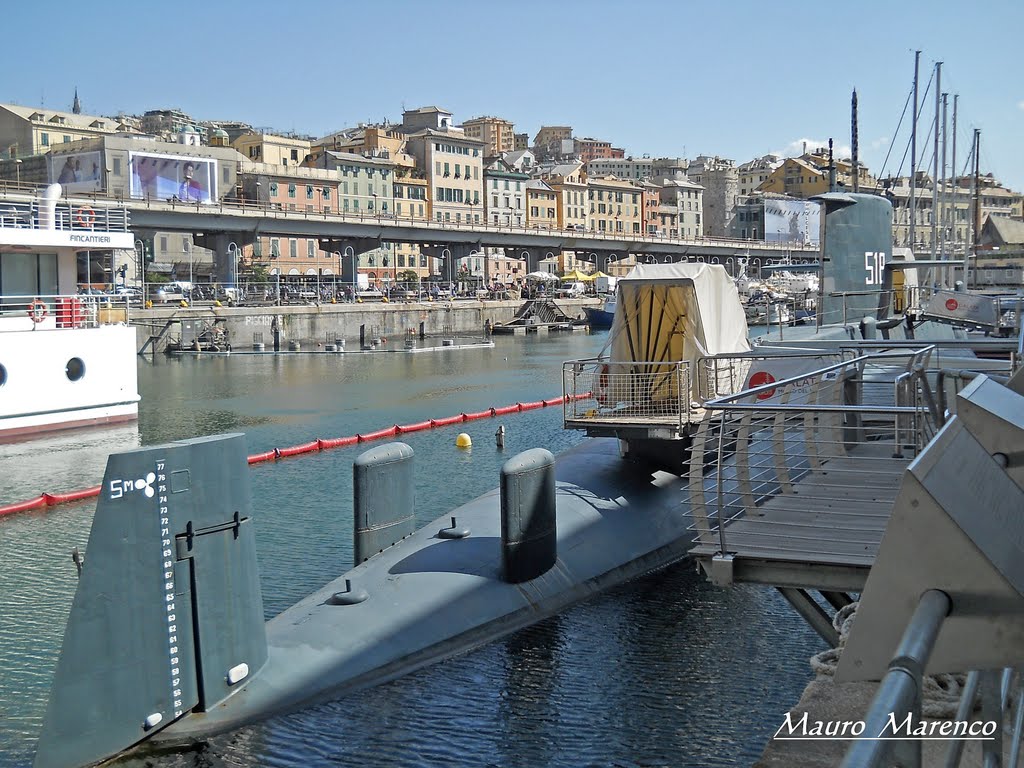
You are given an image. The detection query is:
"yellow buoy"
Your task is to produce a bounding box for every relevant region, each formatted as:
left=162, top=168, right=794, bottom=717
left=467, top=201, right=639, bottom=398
left=455, top=433, right=472, bottom=448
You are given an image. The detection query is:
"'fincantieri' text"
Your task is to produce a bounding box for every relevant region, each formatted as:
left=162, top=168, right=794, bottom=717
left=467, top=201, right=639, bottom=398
left=69, top=234, right=112, bottom=244
left=773, top=712, right=997, bottom=740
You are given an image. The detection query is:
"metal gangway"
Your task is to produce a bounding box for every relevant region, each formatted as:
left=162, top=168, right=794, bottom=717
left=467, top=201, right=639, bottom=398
left=685, top=345, right=1018, bottom=641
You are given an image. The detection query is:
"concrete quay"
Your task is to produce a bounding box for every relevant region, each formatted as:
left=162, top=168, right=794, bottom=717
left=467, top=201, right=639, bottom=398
left=131, top=297, right=597, bottom=353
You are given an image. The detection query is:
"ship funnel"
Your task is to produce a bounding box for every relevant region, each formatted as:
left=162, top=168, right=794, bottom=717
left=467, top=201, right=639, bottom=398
left=34, top=434, right=268, bottom=768
left=39, top=184, right=61, bottom=229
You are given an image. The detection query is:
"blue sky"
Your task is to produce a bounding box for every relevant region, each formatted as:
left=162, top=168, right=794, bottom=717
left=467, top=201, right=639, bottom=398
left=6, top=0, right=1023, bottom=190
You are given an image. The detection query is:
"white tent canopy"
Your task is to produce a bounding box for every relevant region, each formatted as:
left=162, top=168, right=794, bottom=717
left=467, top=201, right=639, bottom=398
left=526, top=271, right=559, bottom=281
left=607, top=263, right=750, bottom=401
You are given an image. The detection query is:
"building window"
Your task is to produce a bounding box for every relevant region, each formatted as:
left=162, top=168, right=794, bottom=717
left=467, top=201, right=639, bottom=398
left=307, top=240, right=314, bottom=257
left=41, top=133, right=49, bottom=146
left=289, top=239, right=297, bottom=258
left=288, top=184, right=296, bottom=198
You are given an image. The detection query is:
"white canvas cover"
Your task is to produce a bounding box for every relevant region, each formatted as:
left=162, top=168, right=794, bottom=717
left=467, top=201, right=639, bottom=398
left=605, top=263, right=750, bottom=402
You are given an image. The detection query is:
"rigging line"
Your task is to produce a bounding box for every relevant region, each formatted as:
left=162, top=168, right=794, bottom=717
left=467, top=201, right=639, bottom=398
left=872, top=84, right=914, bottom=190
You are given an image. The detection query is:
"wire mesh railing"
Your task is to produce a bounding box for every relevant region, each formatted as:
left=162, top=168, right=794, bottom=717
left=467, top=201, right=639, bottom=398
left=562, top=358, right=694, bottom=430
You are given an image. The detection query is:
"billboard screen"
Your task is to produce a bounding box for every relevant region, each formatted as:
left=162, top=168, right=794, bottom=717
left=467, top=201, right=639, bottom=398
left=129, top=152, right=217, bottom=203
left=764, top=199, right=820, bottom=246
left=49, top=151, right=103, bottom=193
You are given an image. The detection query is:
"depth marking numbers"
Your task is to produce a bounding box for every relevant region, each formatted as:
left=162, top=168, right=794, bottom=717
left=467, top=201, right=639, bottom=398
left=155, top=459, right=183, bottom=719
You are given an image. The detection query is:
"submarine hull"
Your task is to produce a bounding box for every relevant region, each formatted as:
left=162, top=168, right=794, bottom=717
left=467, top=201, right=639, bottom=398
left=152, top=437, right=693, bottom=745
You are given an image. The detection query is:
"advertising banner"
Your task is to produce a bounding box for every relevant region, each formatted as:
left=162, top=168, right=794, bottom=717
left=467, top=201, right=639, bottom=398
left=129, top=152, right=217, bottom=203
left=49, top=151, right=103, bottom=193
left=764, top=199, right=820, bottom=246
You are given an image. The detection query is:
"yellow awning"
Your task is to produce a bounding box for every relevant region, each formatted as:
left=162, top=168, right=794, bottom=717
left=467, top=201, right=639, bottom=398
left=561, top=269, right=595, bottom=281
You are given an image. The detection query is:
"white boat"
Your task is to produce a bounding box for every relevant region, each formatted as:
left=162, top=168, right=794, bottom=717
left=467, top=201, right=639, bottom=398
left=0, top=185, right=139, bottom=440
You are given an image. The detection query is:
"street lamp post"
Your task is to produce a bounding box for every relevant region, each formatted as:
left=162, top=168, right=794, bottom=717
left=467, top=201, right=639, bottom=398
left=186, top=240, right=193, bottom=304
left=442, top=247, right=452, bottom=293
left=333, top=251, right=341, bottom=299
left=227, top=242, right=239, bottom=289
left=15, top=158, right=23, bottom=186
left=135, top=239, right=146, bottom=302
left=344, top=245, right=356, bottom=301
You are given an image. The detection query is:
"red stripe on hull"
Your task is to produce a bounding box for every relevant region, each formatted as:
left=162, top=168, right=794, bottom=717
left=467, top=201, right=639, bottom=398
left=0, top=413, right=138, bottom=442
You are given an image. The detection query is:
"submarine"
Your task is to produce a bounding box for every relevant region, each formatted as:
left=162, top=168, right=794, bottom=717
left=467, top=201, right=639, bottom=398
left=33, top=434, right=701, bottom=768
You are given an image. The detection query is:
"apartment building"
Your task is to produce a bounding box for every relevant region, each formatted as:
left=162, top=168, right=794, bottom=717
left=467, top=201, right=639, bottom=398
left=539, top=161, right=588, bottom=231
left=0, top=102, right=123, bottom=159
left=233, top=132, right=311, bottom=167
left=406, top=128, right=485, bottom=225
left=738, top=154, right=782, bottom=196
left=312, top=125, right=415, bottom=169
left=461, top=116, right=515, bottom=156
left=586, top=175, right=642, bottom=235
left=657, top=177, right=704, bottom=238
left=484, top=158, right=528, bottom=227
left=393, top=173, right=430, bottom=277
left=575, top=137, right=624, bottom=164
left=587, top=156, right=653, bottom=181
left=526, top=180, right=559, bottom=230
left=238, top=161, right=339, bottom=277
left=641, top=181, right=662, bottom=235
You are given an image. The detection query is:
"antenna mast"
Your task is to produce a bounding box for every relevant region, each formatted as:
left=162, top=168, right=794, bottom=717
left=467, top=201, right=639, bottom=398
left=851, top=90, right=859, bottom=193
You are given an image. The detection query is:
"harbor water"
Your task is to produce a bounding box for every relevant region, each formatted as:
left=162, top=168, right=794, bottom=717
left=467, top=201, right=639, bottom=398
left=0, top=332, right=823, bottom=767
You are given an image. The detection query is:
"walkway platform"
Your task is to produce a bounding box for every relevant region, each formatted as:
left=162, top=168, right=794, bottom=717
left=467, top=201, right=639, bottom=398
left=689, top=443, right=909, bottom=592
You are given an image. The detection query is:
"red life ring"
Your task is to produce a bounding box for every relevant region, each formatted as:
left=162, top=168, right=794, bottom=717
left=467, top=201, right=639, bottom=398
left=76, top=207, right=96, bottom=228
left=595, top=364, right=610, bottom=405
left=28, top=299, right=47, bottom=323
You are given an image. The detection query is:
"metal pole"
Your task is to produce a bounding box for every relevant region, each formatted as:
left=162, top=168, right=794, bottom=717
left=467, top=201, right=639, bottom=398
left=345, top=245, right=356, bottom=301
left=931, top=62, right=941, bottom=261
left=910, top=51, right=920, bottom=253
left=840, top=589, right=951, bottom=768
left=940, top=93, right=948, bottom=277
left=950, top=94, right=958, bottom=279
left=334, top=252, right=341, bottom=299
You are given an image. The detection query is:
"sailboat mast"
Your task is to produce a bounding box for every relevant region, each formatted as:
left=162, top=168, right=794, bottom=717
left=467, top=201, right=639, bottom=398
left=940, top=93, right=948, bottom=270
left=966, top=129, right=980, bottom=288
left=931, top=61, right=942, bottom=261
left=909, top=51, right=920, bottom=253
left=851, top=90, right=859, bottom=193
left=950, top=94, right=958, bottom=283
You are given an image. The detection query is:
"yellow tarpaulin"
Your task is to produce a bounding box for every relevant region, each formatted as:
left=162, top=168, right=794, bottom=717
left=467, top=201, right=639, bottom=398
left=561, top=269, right=595, bottom=281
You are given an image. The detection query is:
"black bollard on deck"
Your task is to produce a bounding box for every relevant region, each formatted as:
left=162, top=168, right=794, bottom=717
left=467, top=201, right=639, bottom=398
left=353, top=442, right=416, bottom=563
left=500, top=448, right=556, bottom=583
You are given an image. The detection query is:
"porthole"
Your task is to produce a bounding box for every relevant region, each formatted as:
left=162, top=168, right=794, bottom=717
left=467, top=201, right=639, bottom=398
left=66, top=357, right=85, bottom=382
left=0, top=363, right=6, bottom=387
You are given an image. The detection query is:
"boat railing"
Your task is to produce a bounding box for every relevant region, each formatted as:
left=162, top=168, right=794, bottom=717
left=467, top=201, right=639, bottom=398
left=695, top=349, right=857, bottom=402
left=0, top=197, right=130, bottom=233
left=562, top=358, right=693, bottom=431
left=686, top=348, right=938, bottom=562
left=0, top=293, right=131, bottom=331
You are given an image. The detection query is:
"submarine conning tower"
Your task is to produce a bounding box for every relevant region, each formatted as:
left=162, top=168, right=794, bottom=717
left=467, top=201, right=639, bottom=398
left=811, top=191, right=894, bottom=326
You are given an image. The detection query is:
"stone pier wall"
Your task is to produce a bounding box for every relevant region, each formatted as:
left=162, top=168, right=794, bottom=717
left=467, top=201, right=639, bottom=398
left=132, top=298, right=596, bottom=352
